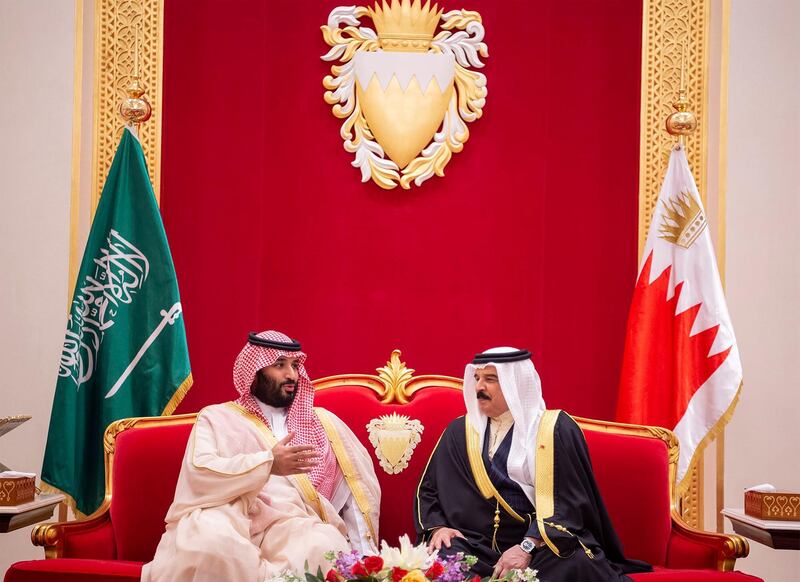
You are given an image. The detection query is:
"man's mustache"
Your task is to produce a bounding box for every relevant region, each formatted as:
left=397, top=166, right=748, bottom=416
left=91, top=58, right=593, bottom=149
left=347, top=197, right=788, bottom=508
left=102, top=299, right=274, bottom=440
left=476, top=390, right=491, bottom=401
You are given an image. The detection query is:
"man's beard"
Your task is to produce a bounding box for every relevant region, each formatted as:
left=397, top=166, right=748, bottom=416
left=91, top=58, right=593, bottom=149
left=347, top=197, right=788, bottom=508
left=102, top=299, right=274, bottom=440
left=252, top=374, right=297, bottom=408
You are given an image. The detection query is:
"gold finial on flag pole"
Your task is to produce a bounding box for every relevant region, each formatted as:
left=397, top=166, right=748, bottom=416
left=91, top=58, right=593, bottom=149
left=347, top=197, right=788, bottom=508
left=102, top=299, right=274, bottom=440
left=666, top=40, right=697, bottom=147
left=119, top=18, right=151, bottom=131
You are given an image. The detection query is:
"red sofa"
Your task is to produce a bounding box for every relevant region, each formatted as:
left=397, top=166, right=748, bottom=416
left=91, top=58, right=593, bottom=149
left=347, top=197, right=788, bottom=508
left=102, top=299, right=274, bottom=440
left=6, top=351, right=759, bottom=581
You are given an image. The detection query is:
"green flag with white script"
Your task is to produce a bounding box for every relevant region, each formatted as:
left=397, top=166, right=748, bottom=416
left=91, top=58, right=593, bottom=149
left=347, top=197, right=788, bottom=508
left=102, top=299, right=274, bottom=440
left=42, top=127, right=192, bottom=515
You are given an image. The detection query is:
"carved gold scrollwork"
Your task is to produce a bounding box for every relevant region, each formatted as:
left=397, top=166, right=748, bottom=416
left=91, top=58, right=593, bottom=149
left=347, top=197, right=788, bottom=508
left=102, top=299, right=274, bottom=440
left=643, top=425, right=681, bottom=465
left=314, top=349, right=462, bottom=403
left=640, top=0, right=709, bottom=256
left=93, top=0, right=162, bottom=211
left=678, top=462, right=701, bottom=526
left=376, top=350, right=416, bottom=403
left=31, top=523, right=62, bottom=559
left=103, top=418, right=140, bottom=454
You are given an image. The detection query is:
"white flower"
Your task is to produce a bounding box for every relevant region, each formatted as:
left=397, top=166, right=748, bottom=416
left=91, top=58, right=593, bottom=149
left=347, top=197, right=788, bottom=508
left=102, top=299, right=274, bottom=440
left=505, top=568, right=539, bottom=582
left=379, top=534, right=436, bottom=570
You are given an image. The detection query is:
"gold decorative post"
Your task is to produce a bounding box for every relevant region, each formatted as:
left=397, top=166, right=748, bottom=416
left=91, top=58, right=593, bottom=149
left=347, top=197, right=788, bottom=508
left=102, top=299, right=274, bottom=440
left=91, top=0, right=163, bottom=214
left=639, top=0, right=710, bottom=260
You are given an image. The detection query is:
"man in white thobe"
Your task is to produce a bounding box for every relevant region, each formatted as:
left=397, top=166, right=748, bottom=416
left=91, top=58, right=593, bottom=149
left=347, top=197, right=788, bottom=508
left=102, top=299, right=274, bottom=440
left=143, top=330, right=380, bottom=582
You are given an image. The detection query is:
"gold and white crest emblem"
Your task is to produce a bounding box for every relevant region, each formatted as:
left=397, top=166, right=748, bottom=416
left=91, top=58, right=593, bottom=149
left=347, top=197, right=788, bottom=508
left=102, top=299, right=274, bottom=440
left=658, top=191, right=707, bottom=249
left=321, top=0, right=488, bottom=189
left=366, top=412, right=424, bottom=474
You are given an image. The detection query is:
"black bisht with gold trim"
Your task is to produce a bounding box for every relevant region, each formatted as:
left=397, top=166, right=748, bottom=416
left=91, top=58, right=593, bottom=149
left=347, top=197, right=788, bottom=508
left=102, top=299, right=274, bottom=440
left=414, top=411, right=651, bottom=580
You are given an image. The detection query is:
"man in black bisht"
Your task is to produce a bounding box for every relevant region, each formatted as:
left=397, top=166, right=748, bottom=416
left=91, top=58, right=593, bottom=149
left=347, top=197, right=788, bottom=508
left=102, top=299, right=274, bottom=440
left=414, top=347, right=651, bottom=580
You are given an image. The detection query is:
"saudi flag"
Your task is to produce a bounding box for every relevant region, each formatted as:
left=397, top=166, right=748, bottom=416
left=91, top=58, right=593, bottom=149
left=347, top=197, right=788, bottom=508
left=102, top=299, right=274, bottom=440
left=42, top=127, right=192, bottom=515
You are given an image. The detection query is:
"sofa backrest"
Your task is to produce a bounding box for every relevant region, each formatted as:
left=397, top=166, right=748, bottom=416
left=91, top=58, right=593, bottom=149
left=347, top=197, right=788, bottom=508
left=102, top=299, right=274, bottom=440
left=315, top=384, right=465, bottom=546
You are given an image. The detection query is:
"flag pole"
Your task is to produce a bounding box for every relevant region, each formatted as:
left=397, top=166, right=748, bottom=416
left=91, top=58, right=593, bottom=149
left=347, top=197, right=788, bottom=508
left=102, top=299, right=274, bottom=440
left=665, top=41, right=716, bottom=530
left=665, top=41, right=697, bottom=149
left=55, top=6, right=153, bottom=525
left=119, top=17, right=151, bottom=134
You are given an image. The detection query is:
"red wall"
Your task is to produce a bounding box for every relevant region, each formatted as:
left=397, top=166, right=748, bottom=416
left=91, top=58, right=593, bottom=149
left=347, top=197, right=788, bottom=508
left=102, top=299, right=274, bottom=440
left=160, top=0, right=643, bottom=420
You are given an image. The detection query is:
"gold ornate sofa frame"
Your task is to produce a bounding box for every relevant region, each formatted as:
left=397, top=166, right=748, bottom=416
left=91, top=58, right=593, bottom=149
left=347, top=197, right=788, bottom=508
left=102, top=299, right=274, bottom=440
left=32, top=350, right=748, bottom=571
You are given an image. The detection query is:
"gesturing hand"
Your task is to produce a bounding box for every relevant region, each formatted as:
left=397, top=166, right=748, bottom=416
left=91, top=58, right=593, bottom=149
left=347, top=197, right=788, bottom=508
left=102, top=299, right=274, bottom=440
left=271, top=432, right=319, bottom=476
left=492, top=544, right=532, bottom=577
left=427, top=527, right=466, bottom=552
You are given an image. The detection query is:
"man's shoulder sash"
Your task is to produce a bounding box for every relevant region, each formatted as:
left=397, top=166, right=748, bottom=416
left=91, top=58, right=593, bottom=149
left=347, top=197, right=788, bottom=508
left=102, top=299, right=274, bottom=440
left=464, top=417, right=525, bottom=522
left=534, top=409, right=595, bottom=560
left=315, top=407, right=378, bottom=544
left=533, top=409, right=561, bottom=523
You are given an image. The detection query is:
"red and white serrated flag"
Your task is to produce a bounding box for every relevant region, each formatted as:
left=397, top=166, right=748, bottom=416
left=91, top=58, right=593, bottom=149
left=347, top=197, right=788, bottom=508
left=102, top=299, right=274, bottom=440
left=616, top=145, right=742, bottom=485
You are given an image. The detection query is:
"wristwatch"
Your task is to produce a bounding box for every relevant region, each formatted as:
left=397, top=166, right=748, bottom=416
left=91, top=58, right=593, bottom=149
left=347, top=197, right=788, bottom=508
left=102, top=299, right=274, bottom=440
left=519, top=538, right=537, bottom=555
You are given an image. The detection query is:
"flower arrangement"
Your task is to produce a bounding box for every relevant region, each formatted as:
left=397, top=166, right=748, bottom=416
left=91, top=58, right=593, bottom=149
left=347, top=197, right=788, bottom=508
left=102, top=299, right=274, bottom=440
left=281, top=536, right=538, bottom=582
left=324, top=535, right=478, bottom=582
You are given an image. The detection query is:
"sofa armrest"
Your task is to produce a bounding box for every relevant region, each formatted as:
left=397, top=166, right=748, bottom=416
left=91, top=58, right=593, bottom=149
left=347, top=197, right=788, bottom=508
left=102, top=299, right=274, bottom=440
left=31, top=508, right=115, bottom=560
left=667, top=509, right=749, bottom=571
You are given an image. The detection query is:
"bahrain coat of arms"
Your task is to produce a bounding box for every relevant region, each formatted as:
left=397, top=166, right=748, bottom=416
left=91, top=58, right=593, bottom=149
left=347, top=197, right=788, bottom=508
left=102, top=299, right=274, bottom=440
left=321, top=0, right=488, bottom=189
left=366, top=412, right=424, bottom=474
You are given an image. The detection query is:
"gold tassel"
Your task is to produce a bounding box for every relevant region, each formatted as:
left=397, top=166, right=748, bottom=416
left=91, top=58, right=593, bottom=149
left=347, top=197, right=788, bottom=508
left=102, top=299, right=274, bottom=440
left=491, top=500, right=501, bottom=552
left=578, top=540, right=595, bottom=559
left=39, top=482, right=88, bottom=520
left=542, top=520, right=595, bottom=560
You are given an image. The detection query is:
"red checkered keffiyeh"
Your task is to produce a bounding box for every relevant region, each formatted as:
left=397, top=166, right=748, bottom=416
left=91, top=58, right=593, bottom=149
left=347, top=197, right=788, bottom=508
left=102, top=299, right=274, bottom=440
left=233, top=330, right=339, bottom=499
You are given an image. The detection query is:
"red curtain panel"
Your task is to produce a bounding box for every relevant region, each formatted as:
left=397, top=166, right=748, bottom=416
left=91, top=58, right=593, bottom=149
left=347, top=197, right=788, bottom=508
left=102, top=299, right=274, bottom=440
left=160, top=0, right=643, bottom=419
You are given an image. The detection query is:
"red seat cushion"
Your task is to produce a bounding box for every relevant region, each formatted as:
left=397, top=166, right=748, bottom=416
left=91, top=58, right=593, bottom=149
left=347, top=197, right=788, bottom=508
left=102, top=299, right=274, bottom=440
left=630, top=566, right=763, bottom=581
left=4, top=559, right=142, bottom=582
left=109, top=423, right=194, bottom=562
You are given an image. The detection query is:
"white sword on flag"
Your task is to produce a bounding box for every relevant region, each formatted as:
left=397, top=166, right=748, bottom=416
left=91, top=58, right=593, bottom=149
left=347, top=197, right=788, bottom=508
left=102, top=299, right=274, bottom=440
left=105, top=302, right=183, bottom=399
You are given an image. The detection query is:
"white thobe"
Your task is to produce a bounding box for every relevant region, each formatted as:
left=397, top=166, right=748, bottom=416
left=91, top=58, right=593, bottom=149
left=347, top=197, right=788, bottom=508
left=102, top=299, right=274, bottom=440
left=142, top=402, right=380, bottom=582
left=256, top=401, right=373, bottom=553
